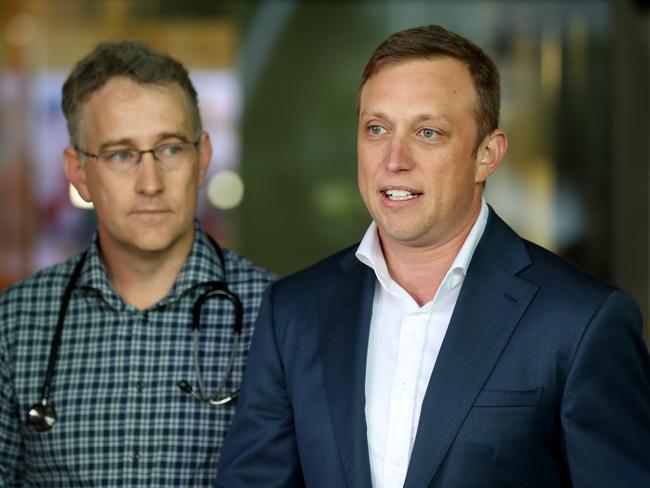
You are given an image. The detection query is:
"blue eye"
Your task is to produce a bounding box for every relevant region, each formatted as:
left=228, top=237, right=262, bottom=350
left=104, top=150, right=135, bottom=163
left=419, top=128, right=438, bottom=139
left=158, top=144, right=184, bottom=158
left=368, top=125, right=386, bottom=136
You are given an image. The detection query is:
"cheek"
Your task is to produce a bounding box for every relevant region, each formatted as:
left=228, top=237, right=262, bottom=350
left=431, top=147, right=475, bottom=180
left=86, top=174, right=119, bottom=205
left=357, top=144, right=380, bottom=178
left=174, top=171, right=201, bottom=204
left=356, top=151, right=368, bottom=182
left=357, top=162, right=376, bottom=204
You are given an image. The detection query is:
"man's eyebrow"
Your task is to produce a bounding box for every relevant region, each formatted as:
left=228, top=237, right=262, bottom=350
left=359, top=110, right=389, bottom=120
left=413, top=113, right=452, bottom=123
left=156, top=131, right=191, bottom=142
left=360, top=111, right=452, bottom=124
left=97, top=132, right=190, bottom=151
left=98, top=138, right=135, bottom=151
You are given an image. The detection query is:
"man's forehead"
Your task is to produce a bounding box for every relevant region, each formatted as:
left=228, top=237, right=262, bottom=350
left=78, top=78, right=193, bottom=146
left=369, top=56, right=470, bottom=81
left=359, top=58, right=477, bottom=108
left=365, top=55, right=471, bottom=82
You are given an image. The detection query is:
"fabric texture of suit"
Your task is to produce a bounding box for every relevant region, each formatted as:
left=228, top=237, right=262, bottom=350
left=217, top=208, right=650, bottom=487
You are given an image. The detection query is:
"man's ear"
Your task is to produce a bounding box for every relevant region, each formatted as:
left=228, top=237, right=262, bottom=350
left=197, top=132, right=213, bottom=185
left=63, top=147, right=92, bottom=202
left=475, top=129, right=508, bottom=183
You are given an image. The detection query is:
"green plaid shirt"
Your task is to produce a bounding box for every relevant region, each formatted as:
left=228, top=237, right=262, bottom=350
left=0, top=225, right=275, bottom=487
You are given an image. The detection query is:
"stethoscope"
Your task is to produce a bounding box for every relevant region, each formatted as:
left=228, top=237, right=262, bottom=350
left=26, top=236, right=243, bottom=433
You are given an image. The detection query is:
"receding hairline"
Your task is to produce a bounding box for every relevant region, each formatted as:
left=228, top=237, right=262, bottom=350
left=78, top=74, right=188, bottom=105
left=61, top=39, right=202, bottom=148
left=357, top=55, right=480, bottom=112
left=75, top=77, right=199, bottom=148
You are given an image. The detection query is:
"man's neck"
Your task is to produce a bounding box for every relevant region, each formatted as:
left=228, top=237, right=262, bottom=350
left=380, top=206, right=481, bottom=307
left=100, top=233, right=194, bottom=311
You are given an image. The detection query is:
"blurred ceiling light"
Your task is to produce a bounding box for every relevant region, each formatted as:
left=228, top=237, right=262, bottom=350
left=5, top=13, right=36, bottom=47
left=69, top=184, right=94, bottom=210
left=207, top=169, right=244, bottom=210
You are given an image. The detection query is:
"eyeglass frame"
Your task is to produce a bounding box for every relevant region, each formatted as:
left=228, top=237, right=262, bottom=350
left=74, top=135, right=202, bottom=174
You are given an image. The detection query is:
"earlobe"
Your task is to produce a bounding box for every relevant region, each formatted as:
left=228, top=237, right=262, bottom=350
left=197, top=132, right=213, bottom=184
left=63, top=147, right=92, bottom=202
left=475, top=130, right=508, bottom=183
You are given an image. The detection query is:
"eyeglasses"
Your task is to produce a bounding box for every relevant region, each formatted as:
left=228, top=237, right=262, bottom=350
left=76, top=138, right=201, bottom=175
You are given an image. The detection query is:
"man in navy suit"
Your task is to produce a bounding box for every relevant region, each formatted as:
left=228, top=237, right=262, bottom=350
left=217, top=25, right=650, bottom=487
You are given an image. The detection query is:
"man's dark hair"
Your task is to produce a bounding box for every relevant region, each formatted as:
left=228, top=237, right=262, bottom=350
left=360, top=25, right=500, bottom=149
left=61, top=40, right=201, bottom=146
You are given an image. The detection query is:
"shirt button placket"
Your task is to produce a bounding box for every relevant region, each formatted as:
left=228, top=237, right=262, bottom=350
left=125, top=310, right=149, bottom=481
left=383, top=313, right=427, bottom=488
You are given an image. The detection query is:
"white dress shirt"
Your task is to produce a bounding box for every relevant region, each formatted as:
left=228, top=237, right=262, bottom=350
left=356, top=199, right=488, bottom=488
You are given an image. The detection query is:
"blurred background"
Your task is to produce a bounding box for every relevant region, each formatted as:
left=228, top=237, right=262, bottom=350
left=0, top=0, right=648, bottom=342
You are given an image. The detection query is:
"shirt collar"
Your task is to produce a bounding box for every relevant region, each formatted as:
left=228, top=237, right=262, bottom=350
left=448, top=198, right=489, bottom=280
left=356, top=198, right=489, bottom=306
left=76, top=221, right=224, bottom=311
left=77, top=235, right=116, bottom=307
left=171, top=223, right=225, bottom=297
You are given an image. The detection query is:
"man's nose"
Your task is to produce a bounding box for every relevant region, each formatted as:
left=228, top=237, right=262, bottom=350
left=134, top=153, right=164, bottom=195
left=385, top=134, right=414, bottom=172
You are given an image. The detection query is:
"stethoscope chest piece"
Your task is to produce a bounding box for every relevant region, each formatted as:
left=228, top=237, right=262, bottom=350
left=27, top=401, right=56, bottom=432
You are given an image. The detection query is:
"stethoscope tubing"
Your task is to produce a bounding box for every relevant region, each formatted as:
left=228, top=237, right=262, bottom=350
left=27, top=235, right=240, bottom=432
left=41, top=252, right=88, bottom=406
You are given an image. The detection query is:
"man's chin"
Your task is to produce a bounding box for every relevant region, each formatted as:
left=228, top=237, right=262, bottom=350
left=132, top=231, right=186, bottom=254
left=119, top=232, right=178, bottom=256
left=377, top=225, right=442, bottom=250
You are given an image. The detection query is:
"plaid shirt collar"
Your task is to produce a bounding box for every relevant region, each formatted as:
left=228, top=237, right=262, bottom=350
left=76, top=222, right=224, bottom=311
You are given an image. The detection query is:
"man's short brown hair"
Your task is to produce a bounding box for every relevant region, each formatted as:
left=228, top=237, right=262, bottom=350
left=62, top=40, right=201, bottom=147
left=360, top=25, right=500, bottom=150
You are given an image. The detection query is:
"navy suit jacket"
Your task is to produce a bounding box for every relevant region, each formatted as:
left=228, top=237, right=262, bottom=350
left=217, top=209, right=650, bottom=487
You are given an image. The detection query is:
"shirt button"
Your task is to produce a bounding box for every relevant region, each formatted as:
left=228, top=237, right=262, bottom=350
left=132, top=450, right=140, bottom=463
left=135, top=381, right=145, bottom=391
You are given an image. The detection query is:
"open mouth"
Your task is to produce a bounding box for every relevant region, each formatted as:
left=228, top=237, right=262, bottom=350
left=383, top=189, right=421, bottom=201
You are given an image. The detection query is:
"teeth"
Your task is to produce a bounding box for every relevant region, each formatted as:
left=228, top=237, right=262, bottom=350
left=385, top=189, right=417, bottom=201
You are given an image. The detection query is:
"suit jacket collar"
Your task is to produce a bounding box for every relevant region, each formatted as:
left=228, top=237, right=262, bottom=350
left=318, top=251, right=375, bottom=487
left=403, top=208, right=538, bottom=487
left=318, top=208, right=537, bottom=488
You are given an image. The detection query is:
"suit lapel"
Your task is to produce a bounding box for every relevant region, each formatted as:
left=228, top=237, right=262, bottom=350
left=319, top=252, right=375, bottom=488
left=404, top=211, right=538, bottom=488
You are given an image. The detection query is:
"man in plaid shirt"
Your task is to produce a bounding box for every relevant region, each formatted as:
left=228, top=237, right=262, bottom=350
left=0, top=41, right=274, bottom=486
